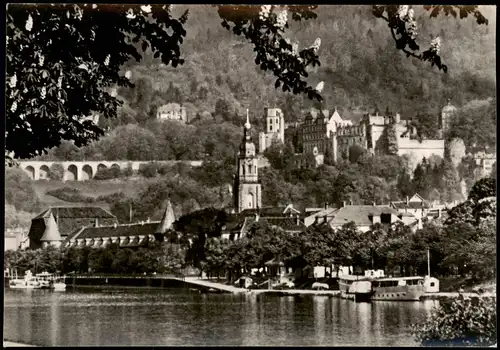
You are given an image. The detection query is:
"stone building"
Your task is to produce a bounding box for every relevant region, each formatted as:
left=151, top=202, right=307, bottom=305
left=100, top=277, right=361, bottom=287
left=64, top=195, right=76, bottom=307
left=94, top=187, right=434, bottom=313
left=156, top=103, right=187, bottom=122
left=258, top=108, right=285, bottom=153
left=331, top=110, right=445, bottom=170
left=472, top=151, right=496, bottom=178
left=62, top=201, right=176, bottom=249
left=28, top=206, right=117, bottom=249
left=439, top=99, right=457, bottom=135
left=233, top=112, right=262, bottom=213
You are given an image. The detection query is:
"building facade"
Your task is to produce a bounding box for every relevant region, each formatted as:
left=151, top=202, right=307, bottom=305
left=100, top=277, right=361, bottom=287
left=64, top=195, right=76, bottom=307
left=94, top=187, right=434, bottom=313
left=440, top=99, right=457, bottom=135
left=258, top=108, right=285, bottom=153
left=331, top=111, right=445, bottom=170
left=28, top=206, right=117, bottom=249
left=233, top=113, right=262, bottom=213
left=156, top=103, right=187, bottom=122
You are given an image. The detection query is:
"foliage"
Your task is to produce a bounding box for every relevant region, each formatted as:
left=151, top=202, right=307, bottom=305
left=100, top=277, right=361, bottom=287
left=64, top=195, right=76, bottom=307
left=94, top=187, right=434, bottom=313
left=385, top=123, right=398, bottom=155
left=348, top=144, right=365, bottom=163
left=138, top=162, right=159, bottom=178
left=45, top=187, right=96, bottom=203
left=48, top=163, right=65, bottom=181
left=412, top=296, right=496, bottom=347
left=93, top=166, right=122, bottom=180
left=468, top=177, right=495, bottom=202
left=5, top=204, right=33, bottom=229
left=373, top=5, right=488, bottom=73
left=6, top=4, right=189, bottom=159
left=5, top=166, right=41, bottom=213
left=448, top=98, right=496, bottom=152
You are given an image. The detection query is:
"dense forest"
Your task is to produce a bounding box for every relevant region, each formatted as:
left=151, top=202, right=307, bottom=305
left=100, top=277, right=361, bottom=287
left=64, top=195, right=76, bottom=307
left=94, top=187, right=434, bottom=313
left=31, top=5, right=496, bottom=162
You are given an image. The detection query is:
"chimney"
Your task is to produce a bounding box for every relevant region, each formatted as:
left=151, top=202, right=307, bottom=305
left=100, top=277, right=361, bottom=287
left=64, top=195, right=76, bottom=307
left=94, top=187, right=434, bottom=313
left=342, top=201, right=346, bottom=207
left=406, top=196, right=409, bottom=205
left=324, top=202, right=329, bottom=210
left=255, top=212, right=260, bottom=222
left=94, top=218, right=99, bottom=227
left=296, top=214, right=300, bottom=226
left=113, top=223, right=117, bottom=228
left=147, top=217, right=150, bottom=223
left=141, top=221, right=144, bottom=226
left=372, top=202, right=376, bottom=206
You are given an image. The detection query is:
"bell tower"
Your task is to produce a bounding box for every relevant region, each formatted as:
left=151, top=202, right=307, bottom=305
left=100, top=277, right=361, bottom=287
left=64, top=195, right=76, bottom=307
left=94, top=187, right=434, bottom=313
left=234, top=109, right=262, bottom=213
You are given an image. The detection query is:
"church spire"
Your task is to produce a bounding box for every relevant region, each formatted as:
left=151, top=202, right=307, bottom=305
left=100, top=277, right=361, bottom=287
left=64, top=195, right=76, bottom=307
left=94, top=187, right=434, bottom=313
left=245, top=109, right=251, bottom=130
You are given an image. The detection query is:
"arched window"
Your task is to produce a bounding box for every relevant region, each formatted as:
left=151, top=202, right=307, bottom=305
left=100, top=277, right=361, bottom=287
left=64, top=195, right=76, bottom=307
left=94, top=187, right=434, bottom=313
left=248, top=164, right=252, bottom=174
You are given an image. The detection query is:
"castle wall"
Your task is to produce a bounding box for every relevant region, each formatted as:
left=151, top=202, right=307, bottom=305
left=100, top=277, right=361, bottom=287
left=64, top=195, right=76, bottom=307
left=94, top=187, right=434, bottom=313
left=397, top=139, right=445, bottom=171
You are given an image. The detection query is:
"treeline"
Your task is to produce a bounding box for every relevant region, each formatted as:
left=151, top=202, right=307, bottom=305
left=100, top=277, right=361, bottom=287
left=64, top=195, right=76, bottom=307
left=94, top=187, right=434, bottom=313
left=4, top=241, right=186, bottom=275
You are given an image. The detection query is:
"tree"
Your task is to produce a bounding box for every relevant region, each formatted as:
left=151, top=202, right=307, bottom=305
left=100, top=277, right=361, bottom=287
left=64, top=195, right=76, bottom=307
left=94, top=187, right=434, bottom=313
left=413, top=112, right=440, bottom=139
left=348, top=144, right=365, bottom=163
left=412, top=296, right=496, bottom=347
left=372, top=5, right=488, bottom=73
left=49, top=163, right=65, bottom=181
left=468, top=177, right=495, bottom=202
left=5, top=166, right=41, bottom=213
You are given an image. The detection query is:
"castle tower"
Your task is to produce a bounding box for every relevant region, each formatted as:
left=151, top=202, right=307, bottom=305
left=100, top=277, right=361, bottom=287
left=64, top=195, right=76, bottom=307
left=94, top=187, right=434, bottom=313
left=440, top=99, right=457, bottom=134
left=266, top=108, right=285, bottom=143
left=156, top=199, right=176, bottom=234
left=234, top=110, right=262, bottom=213
left=40, top=212, right=62, bottom=248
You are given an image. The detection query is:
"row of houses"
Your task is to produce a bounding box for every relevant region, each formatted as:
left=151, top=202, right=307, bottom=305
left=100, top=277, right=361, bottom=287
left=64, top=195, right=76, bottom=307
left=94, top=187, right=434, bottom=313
left=5, top=191, right=446, bottom=254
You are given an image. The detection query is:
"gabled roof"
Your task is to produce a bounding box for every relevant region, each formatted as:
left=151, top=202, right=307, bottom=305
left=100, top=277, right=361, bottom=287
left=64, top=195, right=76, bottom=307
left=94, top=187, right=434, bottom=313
left=328, top=205, right=402, bottom=227
left=235, top=216, right=306, bottom=235
left=34, top=206, right=116, bottom=220
left=65, top=222, right=160, bottom=241
left=40, top=213, right=62, bottom=242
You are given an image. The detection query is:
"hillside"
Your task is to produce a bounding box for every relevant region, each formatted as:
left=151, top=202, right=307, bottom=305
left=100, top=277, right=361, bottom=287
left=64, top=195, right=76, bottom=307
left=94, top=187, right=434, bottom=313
left=110, top=5, right=496, bottom=128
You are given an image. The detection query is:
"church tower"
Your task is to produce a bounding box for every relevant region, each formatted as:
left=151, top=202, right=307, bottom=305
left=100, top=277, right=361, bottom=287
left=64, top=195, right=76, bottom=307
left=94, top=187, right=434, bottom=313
left=234, top=110, right=262, bottom=213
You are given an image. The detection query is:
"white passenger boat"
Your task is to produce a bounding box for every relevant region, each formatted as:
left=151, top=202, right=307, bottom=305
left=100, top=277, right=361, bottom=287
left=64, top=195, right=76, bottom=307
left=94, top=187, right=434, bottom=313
left=370, top=276, right=425, bottom=301
left=338, top=275, right=374, bottom=302
left=35, top=272, right=67, bottom=291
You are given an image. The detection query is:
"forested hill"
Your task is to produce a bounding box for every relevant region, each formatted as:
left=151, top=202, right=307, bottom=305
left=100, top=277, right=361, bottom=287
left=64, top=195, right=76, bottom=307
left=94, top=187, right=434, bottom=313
left=107, top=5, right=496, bottom=130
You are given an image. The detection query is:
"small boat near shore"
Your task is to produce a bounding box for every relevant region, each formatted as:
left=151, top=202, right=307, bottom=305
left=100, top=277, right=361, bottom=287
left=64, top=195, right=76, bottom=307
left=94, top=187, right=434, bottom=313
left=8, top=271, right=41, bottom=289
left=338, top=275, right=374, bottom=302
left=35, top=272, right=67, bottom=291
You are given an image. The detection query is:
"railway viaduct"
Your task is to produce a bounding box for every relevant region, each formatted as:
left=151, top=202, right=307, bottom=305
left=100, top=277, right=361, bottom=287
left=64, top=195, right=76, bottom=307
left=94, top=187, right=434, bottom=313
left=19, top=160, right=203, bottom=181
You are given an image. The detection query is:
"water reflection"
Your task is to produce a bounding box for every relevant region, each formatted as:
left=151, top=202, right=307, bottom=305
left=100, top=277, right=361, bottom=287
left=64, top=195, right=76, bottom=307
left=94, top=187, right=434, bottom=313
left=4, top=288, right=437, bottom=346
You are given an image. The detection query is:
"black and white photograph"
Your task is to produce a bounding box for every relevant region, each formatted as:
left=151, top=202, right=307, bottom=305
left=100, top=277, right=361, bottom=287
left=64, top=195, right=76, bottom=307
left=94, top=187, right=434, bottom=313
left=4, top=4, right=497, bottom=347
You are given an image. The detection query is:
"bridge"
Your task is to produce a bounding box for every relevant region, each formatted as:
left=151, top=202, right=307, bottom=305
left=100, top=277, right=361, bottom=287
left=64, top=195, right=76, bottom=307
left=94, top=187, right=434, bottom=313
left=19, top=156, right=270, bottom=181
left=19, top=160, right=203, bottom=181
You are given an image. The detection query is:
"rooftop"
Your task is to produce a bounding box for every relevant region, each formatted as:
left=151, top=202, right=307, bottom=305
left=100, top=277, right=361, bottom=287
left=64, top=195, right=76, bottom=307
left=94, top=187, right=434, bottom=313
left=34, top=206, right=116, bottom=220
left=328, top=205, right=402, bottom=227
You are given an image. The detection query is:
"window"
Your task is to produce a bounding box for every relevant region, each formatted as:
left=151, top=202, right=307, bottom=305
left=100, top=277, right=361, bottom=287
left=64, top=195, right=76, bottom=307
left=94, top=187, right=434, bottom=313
left=270, top=125, right=273, bottom=131
left=248, top=164, right=252, bottom=174
left=430, top=282, right=435, bottom=287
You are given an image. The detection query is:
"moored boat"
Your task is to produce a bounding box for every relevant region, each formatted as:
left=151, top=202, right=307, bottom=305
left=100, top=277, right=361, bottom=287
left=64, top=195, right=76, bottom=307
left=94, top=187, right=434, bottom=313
left=370, top=276, right=425, bottom=301
left=35, top=271, right=67, bottom=291
left=8, top=271, right=41, bottom=289
left=338, top=275, right=374, bottom=302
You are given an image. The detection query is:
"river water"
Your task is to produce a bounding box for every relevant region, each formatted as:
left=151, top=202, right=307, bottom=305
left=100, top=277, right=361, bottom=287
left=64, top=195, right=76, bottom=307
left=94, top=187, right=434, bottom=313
left=4, top=287, right=439, bottom=346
